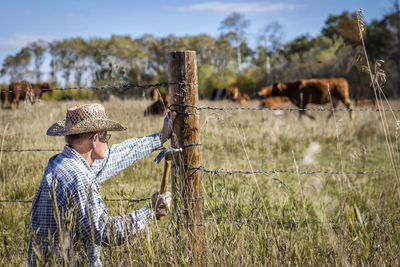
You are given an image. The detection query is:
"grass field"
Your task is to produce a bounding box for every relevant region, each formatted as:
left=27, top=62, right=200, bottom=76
left=1, top=97, right=400, bottom=265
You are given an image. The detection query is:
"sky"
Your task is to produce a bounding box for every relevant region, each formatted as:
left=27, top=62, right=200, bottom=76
left=0, top=0, right=394, bottom=83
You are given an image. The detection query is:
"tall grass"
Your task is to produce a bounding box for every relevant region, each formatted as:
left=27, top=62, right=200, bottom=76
left=0, top=96, right=399, bottom=265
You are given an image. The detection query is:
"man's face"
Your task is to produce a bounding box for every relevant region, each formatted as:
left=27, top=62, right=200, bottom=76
left=92, top=131, right=110, bottom=159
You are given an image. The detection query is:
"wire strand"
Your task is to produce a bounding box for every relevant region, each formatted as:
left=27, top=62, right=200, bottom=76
left=169, top=104, right=400, bottom=113
left=192, top=165, right=391, bottom=176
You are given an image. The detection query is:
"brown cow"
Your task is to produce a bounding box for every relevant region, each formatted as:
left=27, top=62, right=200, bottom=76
left=233, top=93, right=250, bottom=105
left=271, top=78, right=353, bottom=120
left=8, top=82, right=33, bottom=109
left=149, top=87, right=160, bottom=102
left=32, top=82, right=53, bottom=102
left=354, top=98, right=384, bottom=109
left=1, top=88, right=8, bottom=109
left=259, top=86, right=289, bottom=109
left=260, top=96, right=289, bottom=108
left=258, top=85, right=273, bottom=98
left=227, top=87, right=239, bottom=100
left=144, top=94, right=170, bottom=116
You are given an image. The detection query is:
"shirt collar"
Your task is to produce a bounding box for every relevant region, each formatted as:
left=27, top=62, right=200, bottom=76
left=62, top=145, right=92, bottom=171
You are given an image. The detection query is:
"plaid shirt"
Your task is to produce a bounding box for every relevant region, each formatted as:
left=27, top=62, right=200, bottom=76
left=28, top=133, right=162, bottom=266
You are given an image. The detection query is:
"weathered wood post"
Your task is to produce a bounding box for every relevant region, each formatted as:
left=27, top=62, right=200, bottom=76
left=168, top=51, right=204, bottom=266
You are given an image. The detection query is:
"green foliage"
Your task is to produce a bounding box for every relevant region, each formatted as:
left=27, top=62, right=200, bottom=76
left=41, top=82, right=94, bottom=101
left=322, top=11, right=361, bottom=46
left=252, top=45, right=267, bottom=68
left=1, top=47, right=32, bottom=81
left=236, top=66, right=264, bottom=97
left=91, top=59, right=129, bottom=101
left=366, top=19, right=393, bottom=60
left=284, top=35, right=314, bottom=59
left=198, top=64, right=237, bottom=98
left=42, top=88, right=94, bottom=101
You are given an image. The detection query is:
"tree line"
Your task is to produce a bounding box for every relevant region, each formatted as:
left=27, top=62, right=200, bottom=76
left=1, top=5, right=400, bottom=100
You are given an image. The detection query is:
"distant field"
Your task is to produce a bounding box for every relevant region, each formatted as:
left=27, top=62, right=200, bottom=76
left=1, top=98, right=400, bottom=265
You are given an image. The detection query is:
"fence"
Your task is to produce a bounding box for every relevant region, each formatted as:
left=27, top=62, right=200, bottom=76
left=0, top=52, right=395, bottom=203
left=0, top=60, right=395, bottom=185
left=0, top=50, right=398, bottom=264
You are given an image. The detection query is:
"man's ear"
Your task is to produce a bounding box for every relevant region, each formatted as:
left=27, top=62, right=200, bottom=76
left=90, top=134, right=97, bottom=148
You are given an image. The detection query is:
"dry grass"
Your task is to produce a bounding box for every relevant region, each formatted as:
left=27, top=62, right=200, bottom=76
left=1, top=97, right=400, bottom=265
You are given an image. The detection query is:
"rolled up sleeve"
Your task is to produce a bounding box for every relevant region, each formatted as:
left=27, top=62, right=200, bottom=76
left=92, top=133, right=162, bottom=184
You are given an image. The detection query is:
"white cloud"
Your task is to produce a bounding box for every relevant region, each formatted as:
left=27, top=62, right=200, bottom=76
left=177, top=1, right=304, bottom=13
left=0, top=33, right=59, bottom=49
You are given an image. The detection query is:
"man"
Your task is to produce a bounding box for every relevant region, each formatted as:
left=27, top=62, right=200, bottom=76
left=28, top=103, right=175, bottom=266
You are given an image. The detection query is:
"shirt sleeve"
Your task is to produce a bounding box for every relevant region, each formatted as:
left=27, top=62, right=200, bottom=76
left=74, top=183, right=154, bottom=247
left=91, top=133, right=162, bottom=184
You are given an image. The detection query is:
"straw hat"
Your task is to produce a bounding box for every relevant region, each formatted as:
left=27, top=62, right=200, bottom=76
left=46, top=103, right=126, bottom=136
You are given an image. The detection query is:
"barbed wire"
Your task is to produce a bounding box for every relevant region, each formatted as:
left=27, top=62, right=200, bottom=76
left=192, top=165, right=391, bottom=176
left=0, top=143, right=201, bottom=153
left=170, top=104, right=400, bottom=113
left=103, top=197, right=151, bottom=203
left=0, top=82, right=198, bottom=93
left=2, top=83, right=397, bottom=113
left=202, top=217, right=392, bottom=225
left=181, top=143, right=202, bottom=148
left=0, top=148, right=391, bottom=175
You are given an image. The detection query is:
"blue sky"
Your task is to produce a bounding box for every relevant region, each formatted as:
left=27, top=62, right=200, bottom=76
left=0, top=0, right=393, bottom=82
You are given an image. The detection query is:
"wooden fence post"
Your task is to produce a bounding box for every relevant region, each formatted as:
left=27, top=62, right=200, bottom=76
left=168, top=51, right=204, bottom=266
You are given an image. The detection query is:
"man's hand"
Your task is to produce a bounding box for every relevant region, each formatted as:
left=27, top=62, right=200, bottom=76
left=151, top=191, right=172, bottom=220
left=159, top=111, right=176, bottom=144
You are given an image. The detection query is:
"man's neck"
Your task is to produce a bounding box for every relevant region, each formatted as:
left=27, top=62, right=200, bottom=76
left=71, top=144, right=94, bottom=166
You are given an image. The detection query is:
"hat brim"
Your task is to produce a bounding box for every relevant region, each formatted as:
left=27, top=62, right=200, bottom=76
left=46, top=118, right=127, bottom=136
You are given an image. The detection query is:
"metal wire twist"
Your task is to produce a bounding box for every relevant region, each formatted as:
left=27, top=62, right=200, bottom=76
left=0, top=143, right=201, bottom=153
left=0, top=82, right=197, bottom=93
left=169, top=103, right=400, bottom=113
left=205, top=217, right=392, bottom=225
left=192, top=165, right=391, bottom=176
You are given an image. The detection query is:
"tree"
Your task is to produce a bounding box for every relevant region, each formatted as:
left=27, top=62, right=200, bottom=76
left=322, top=11, right=361, bottom=47
left=252, top=45, right=267, bottom=69
left=0, top=48, right=31, bottom=81
left=28, top=40, right=48, bottom=83
left=284, top=35, right=313, bottom=59
left=213, top=36, right=236, bottom=68
left=49, top=38, right=88, bottom=86
left=384, top=0, right=400, bottom=96
left=92, top=58, right=128, bottom=101
left=218, top=12, right=250, bottom=71
left=1, top=55, right=18, bottom=80
left=184, top=34, right=216, bottom=66
left=365, top=19, right=392, bottom=61
left=258, top=22, right=284, bottom=73
left=70, top=38, right=90, bottom=87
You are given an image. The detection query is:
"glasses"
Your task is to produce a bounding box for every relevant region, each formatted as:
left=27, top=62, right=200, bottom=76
left=89, top=132, right=111, bottom=143
left=98, top=132, right=111, bottom=143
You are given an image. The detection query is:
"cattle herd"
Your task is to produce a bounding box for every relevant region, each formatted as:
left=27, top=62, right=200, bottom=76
left=211, top=77, right=383, bottom=120
left=1, top=78, right=381, bottom=120
left=1, top=82, right=53, bottom=109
